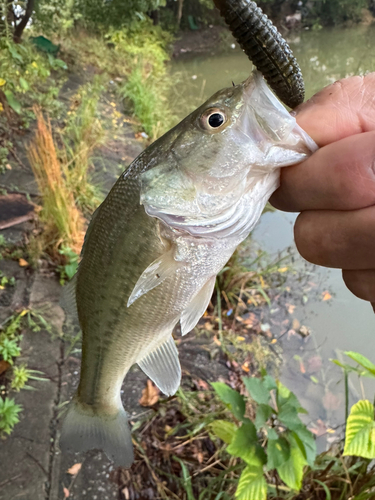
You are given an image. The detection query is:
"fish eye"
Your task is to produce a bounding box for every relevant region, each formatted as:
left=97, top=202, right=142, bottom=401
left=200, top=108, right=228, bottom=132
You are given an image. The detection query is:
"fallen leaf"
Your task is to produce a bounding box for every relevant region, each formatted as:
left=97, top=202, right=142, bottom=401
left=19, top=258, right=28, bottom=267
left=195, top=379, right=209, bottom=390
left=213, top=335, right=221, bottom=346
left=67, top=463, right=82, bottom=475
left=237, top=336, right=245, bottom=342
left=0, top=360, right=10, bottom=375
left=278, top=267, right=288, bottom=273
left=286, top=303, right=296, bottom=314
left=63, top=487, right=70, bottom=498
left=322, top=391, right=341, bottom=411
left=241, top=362, right=250, bottom=372
left=270, top=338, right=277, bottom=344
left=122, top=487, right=130, bottom=500
left=292, top=318, right=300, bottom=330
left=322, top=291, right=332, bottom=301
left=139, top=380, right=160, bottom=407
left=299, top=325, right=311, bottom=337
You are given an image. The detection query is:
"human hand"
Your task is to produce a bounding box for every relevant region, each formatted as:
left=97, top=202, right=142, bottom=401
left=270, top=73, right=375, bottom=310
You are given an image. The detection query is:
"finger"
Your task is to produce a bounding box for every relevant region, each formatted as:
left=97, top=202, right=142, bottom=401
left=294, top=72, right=375, bottom=147
left=294, top=206, right=375, bottom=269
left=270, top=131, right=375, bottom=212
left=342, top=269, right=375, bottom=303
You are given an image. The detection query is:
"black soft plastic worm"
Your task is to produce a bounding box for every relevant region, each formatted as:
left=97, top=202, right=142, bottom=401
left=214, top=0, right=305, bottom=108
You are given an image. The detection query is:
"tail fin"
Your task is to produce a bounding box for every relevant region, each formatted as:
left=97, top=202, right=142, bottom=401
left=59, top=397, right=134, bottom=467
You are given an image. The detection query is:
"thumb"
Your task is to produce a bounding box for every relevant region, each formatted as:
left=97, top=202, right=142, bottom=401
left=295, top=73, right=375, bottom=147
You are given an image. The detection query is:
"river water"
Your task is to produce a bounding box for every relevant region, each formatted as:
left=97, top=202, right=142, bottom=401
left=170, top=25, right=375, bottom=441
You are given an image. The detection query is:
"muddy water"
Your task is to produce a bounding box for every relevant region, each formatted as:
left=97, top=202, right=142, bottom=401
left=171, top=25, right=375, bottom=440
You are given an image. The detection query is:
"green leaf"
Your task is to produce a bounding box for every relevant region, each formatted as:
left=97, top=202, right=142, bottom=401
left=227, top=422, right=258, bottom=463
left=255, top=404, right=273, bottom=430
left=345, top=352, right=375, bottom=376
left=276, top=381, right=307, bottom=413
left=8, top=44, right=23, bottom=63
left=235, top=464, right=267, bottom=500
left=265, top=426, right=279, bottom=440
left=344, top=400, right=375, bottom=458
left=19, top=77, right=29, bottom=91
left=4, top=90, right=21, bottom=114
left=243, top=377, right=270, bottom=405
left=263, top=375, right=277, bottom=391
left=277, top=434, right=307, bottom=491
left=173, top=457, right=195, bottom=500
left=292, top=427, right=316, bottom=467
left=313, top=480, right=332, bottom=500
left=210, top=420, right=238, bottom=444
left=267, top=437, right=290, bottom=470
left=212, top=382, right=246, bottom=421
left=278, top=404, right=303, bottom=431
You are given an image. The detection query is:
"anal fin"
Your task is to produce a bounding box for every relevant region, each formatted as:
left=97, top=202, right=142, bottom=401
left=180, top=276, right=216, bottom=336
left=137, top=336, right=181, bottom=396
left=127, top=249, right=182, bottom=307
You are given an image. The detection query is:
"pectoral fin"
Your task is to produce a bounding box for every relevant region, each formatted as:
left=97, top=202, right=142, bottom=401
left=137, top=336, right=181, bottom=396
left=127, top=249, right=182, bottom=307
left=180, top=275, right=216, bottom=336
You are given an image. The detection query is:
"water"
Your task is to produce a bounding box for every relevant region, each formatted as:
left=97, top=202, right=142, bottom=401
left=170, top=25, right=375, bottom=441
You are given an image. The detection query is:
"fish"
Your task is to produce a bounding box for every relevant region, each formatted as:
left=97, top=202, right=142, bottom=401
left=59, top=71, right=317, bottom=467
left=213, top=0, right=305, bottom=108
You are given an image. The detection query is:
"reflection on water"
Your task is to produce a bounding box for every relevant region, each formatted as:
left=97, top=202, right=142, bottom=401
left=171, top=25, right=375, bottom=443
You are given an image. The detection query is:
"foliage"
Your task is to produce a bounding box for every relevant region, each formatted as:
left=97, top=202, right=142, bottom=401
left=57, top=246, right=79, bottom=284
left=62, top=77, right=105, bottom=212
left=211, top=373, right=316, bottom=498
left=112, top=21, right=177, bottom=140
left=10, top=365, right=47, bottom=391
left=0, top=336, right=21, bottom=363
left=305, top=0, right=370, bottom=26
left=0, top=397, right=22, bottom=435
left=28, top=109, right=84, bottom=257
left=0, top=38, right=66, bottom=123
left=0, top=270, right=15, bottom=288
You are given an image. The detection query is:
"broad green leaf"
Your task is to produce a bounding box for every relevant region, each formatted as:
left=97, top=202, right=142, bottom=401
left=8, top=44, right=23, bottom=62
left=4, top=90, right=21, bottom=114
left=19, top=77, right=29, bottom=91
left=278, top=404, right=303, bottom=431
left=212, top=382, right=246, bottom=421
left=210, top=420, right=237, bottom=444
left=227, top=422, right=258, bottom=462
left=243, top=377, right=270, bottom=405
left=255, top=404, right=273, bottom=430
left=345, top=352, right=375, bottom=376
left=277, top=434, right=307, bottom=491
left=267, top=437, right=290, bottom=470
left=292, top=427, right=316, bottom=466
left=263, top=375, right=277, bottom=391
left=344, top=400, right=375, bottom=458
left=276, top=382, right=307, bottom=414
left=265, top=426, right=279, bottom=440
left=235, top=464, right=267, bottom=500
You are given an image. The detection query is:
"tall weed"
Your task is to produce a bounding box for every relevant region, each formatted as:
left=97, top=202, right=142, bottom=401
left=28, top=109, right=84, bottom=257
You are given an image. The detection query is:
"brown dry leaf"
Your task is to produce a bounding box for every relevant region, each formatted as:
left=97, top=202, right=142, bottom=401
left=0, top=360, right=10, bottom=375
left=243, top=312, right=258, bottom=328
left=286, top=303, right=296, bottom=314
left=19, top=258, right=29, bottom=267
left=63, top=487, right=70, bottom=498
left=241, top=362, right=250, bottom=373
left=139, top=380, right=160, bottom=407
left=299, top=360, right=306, bottom=374
left=322, top=291, right=332, bottom=301
left=67, top=463, right=82, bottom=475
left=213, top=335, right=221, bottom=346
left=195, top=379, right=209, bottom=390
left=292, top=318, right=300, bottom=331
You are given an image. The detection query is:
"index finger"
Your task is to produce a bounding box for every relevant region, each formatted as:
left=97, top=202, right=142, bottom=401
left=295, top=73, right=375, bottom=147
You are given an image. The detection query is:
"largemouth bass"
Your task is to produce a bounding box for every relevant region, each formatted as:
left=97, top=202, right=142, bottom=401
left=60, top=71, right=317, bottom=466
